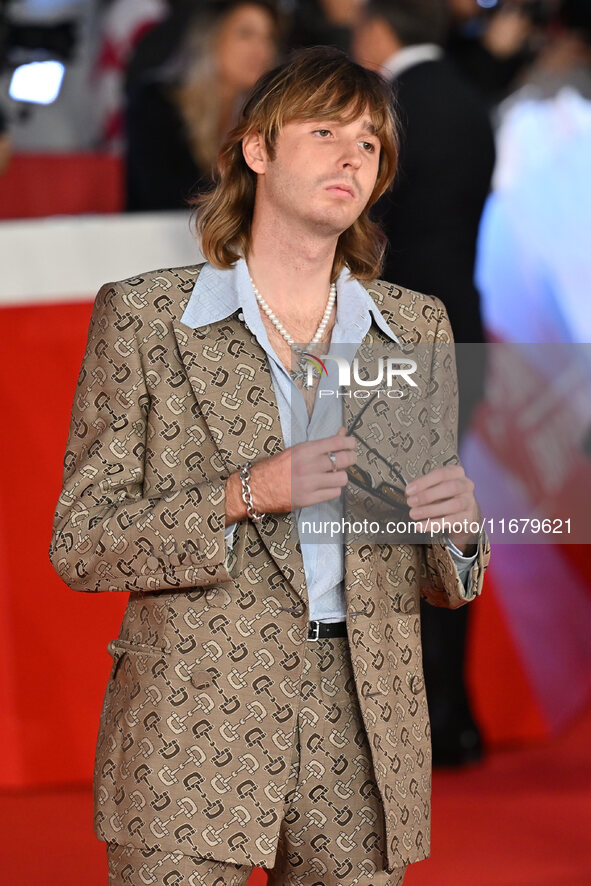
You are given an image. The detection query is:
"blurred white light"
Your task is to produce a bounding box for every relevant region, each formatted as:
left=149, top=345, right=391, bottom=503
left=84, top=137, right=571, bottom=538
left=9, top=60, right=65, bottom=105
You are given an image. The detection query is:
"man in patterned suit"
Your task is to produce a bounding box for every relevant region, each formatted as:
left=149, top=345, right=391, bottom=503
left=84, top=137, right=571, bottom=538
left=50, top=47, right=489, bottom=886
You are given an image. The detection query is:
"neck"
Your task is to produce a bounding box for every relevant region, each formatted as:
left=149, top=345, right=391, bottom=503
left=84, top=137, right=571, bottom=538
left=246, top=203, right=339, bottom=314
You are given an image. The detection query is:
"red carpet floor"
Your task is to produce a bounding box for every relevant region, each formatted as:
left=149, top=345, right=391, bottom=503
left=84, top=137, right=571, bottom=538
left=2, top=705, right=590, bottom=886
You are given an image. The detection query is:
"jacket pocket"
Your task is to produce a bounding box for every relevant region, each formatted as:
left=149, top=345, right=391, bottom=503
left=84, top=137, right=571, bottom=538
left=108, top=638, right=170, bottom=657
left=107, top=638, right=169, bottom=678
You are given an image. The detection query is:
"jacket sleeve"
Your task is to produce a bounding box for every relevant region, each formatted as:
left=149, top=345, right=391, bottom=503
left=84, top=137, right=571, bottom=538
left=419, top=297, right=490, bottom=608
left=49, top=281, right=237, bottom=593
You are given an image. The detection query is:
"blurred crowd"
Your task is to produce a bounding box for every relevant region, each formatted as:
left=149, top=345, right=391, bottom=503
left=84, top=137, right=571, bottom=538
left=0, top=1, right=589, bottom=209
left=102, top=0, right=591, bottom=212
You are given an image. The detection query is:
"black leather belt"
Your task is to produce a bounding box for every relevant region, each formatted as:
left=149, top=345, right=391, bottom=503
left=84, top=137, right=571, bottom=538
left=307, top=620, right=347, bottom=641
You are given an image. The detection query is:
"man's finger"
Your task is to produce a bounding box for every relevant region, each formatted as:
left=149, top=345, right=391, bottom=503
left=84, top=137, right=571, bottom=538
left=406, top=465, right=464, bottom=494
left=409, top=499, right=467, bottom=521
left=406, top=479, right=471, bottom=507
left=307, top=431, right=357, bottom=455
left=314, top=469, right=350, bottom=489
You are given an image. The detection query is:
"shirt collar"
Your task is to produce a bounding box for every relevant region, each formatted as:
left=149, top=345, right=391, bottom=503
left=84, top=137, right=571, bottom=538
left=381, top=44, right=443, bottom=81
left=180, top=258, right=401, bottom=346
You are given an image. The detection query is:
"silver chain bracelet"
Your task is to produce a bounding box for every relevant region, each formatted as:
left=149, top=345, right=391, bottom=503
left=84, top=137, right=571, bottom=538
left=239, top=461, right=265, bottom=523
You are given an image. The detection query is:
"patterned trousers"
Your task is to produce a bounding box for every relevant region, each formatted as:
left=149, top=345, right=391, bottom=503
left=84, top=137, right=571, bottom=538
left=107, top=635, right=407, bottom=886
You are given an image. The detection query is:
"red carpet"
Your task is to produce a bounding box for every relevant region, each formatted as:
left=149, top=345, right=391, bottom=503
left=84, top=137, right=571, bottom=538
left=1, top=705, right=589, bottom=885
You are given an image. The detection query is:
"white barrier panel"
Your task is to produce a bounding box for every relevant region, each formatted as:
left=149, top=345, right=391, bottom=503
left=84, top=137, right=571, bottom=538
left=0, top=211, right=203, bottom=304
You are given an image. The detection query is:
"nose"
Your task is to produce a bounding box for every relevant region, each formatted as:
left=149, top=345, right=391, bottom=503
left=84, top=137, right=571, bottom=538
left=338, top=141, right=363, bottom=170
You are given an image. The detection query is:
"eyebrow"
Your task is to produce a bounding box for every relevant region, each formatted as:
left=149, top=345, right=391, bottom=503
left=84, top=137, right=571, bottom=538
left=360, top=120, right=378, bottom=136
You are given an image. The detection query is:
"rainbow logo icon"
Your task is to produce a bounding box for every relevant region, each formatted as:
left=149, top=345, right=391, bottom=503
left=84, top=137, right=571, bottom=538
left=301, top=351, right=329, bottom=377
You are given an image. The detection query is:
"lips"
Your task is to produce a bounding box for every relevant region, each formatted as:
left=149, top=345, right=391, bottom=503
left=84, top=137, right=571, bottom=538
left=325, top=183, right=355, bottom=197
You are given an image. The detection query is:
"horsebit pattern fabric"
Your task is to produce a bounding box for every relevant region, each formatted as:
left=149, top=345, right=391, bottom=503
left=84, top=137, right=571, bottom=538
left=106, top=636, right=407, bottom=885
left=49, top=265, right=489, bottom=877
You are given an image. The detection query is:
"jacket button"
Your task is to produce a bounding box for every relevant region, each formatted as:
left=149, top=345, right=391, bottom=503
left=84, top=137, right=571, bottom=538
left=146, top=556, right=159, bottom=570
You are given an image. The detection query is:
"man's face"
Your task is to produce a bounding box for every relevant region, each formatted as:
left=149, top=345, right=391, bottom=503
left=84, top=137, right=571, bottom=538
left=247, top=113, right=382, bottom=237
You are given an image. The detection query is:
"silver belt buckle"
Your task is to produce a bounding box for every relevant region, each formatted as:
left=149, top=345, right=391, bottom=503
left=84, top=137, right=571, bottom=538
left=308, top=620, right=321, bottom=642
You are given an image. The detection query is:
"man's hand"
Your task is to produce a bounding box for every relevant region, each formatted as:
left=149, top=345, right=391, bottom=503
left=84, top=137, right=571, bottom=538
left=405, top=464, right=481, bottom=554
left=225, top=427, right=357, bottom=523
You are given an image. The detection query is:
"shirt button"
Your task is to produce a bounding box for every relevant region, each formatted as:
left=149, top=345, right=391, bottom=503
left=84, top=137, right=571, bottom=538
left=238, top=312, right=244, bottom=320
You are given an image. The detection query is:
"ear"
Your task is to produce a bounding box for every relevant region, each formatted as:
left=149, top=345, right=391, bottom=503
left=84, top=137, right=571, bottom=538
left=242, top=132, right=268, bottom=174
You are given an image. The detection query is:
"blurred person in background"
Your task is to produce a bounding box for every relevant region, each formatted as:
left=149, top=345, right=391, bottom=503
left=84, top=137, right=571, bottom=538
left=125, top=0, right=279, bottom=211
left=507, top=0, right=591, bottom=98
left=124, top=1, right=208, bottom=99
left=288, top=0, right=360, bottom=54
left=353, top=0, right=496, bottom=767
left=446, top=0, right=541, bottom=106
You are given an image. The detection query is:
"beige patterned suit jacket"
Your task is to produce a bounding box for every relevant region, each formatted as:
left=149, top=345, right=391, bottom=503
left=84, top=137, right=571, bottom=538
left=49, top=264, right=489, bottom=873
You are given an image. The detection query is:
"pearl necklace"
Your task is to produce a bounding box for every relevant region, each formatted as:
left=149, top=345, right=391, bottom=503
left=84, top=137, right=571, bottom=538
left=249, top=274, right=336, bottom=387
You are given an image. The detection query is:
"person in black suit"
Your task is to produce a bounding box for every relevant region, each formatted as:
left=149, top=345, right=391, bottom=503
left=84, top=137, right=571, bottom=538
left=353, top=0, right=496, bottom=767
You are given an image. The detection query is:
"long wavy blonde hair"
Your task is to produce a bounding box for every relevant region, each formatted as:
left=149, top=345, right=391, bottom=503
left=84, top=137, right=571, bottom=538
left=175, top=0, right=279, bottom=175
left=194, top=46, right=400, bottom=282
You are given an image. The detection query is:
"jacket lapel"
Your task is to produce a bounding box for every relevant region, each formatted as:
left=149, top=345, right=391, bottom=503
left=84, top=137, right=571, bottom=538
left=172, top=313, right=308, bottom=600
left=341, top=309, right=420, bottom=606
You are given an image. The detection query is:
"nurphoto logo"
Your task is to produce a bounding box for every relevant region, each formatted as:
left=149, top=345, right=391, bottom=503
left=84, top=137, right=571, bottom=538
left=303, top=353, right=418, bottom=396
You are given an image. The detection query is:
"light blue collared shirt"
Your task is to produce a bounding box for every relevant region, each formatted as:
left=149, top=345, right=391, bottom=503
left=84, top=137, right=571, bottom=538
left=181, top=259, right=476, bottom=621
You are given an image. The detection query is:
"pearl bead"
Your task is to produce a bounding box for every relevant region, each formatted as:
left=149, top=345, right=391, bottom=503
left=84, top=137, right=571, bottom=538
left=249, top=270, right=335, bottom=353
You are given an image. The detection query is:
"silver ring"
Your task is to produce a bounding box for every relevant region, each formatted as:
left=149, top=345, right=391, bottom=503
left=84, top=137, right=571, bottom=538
left=327, top=451, right=337, bottom=472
